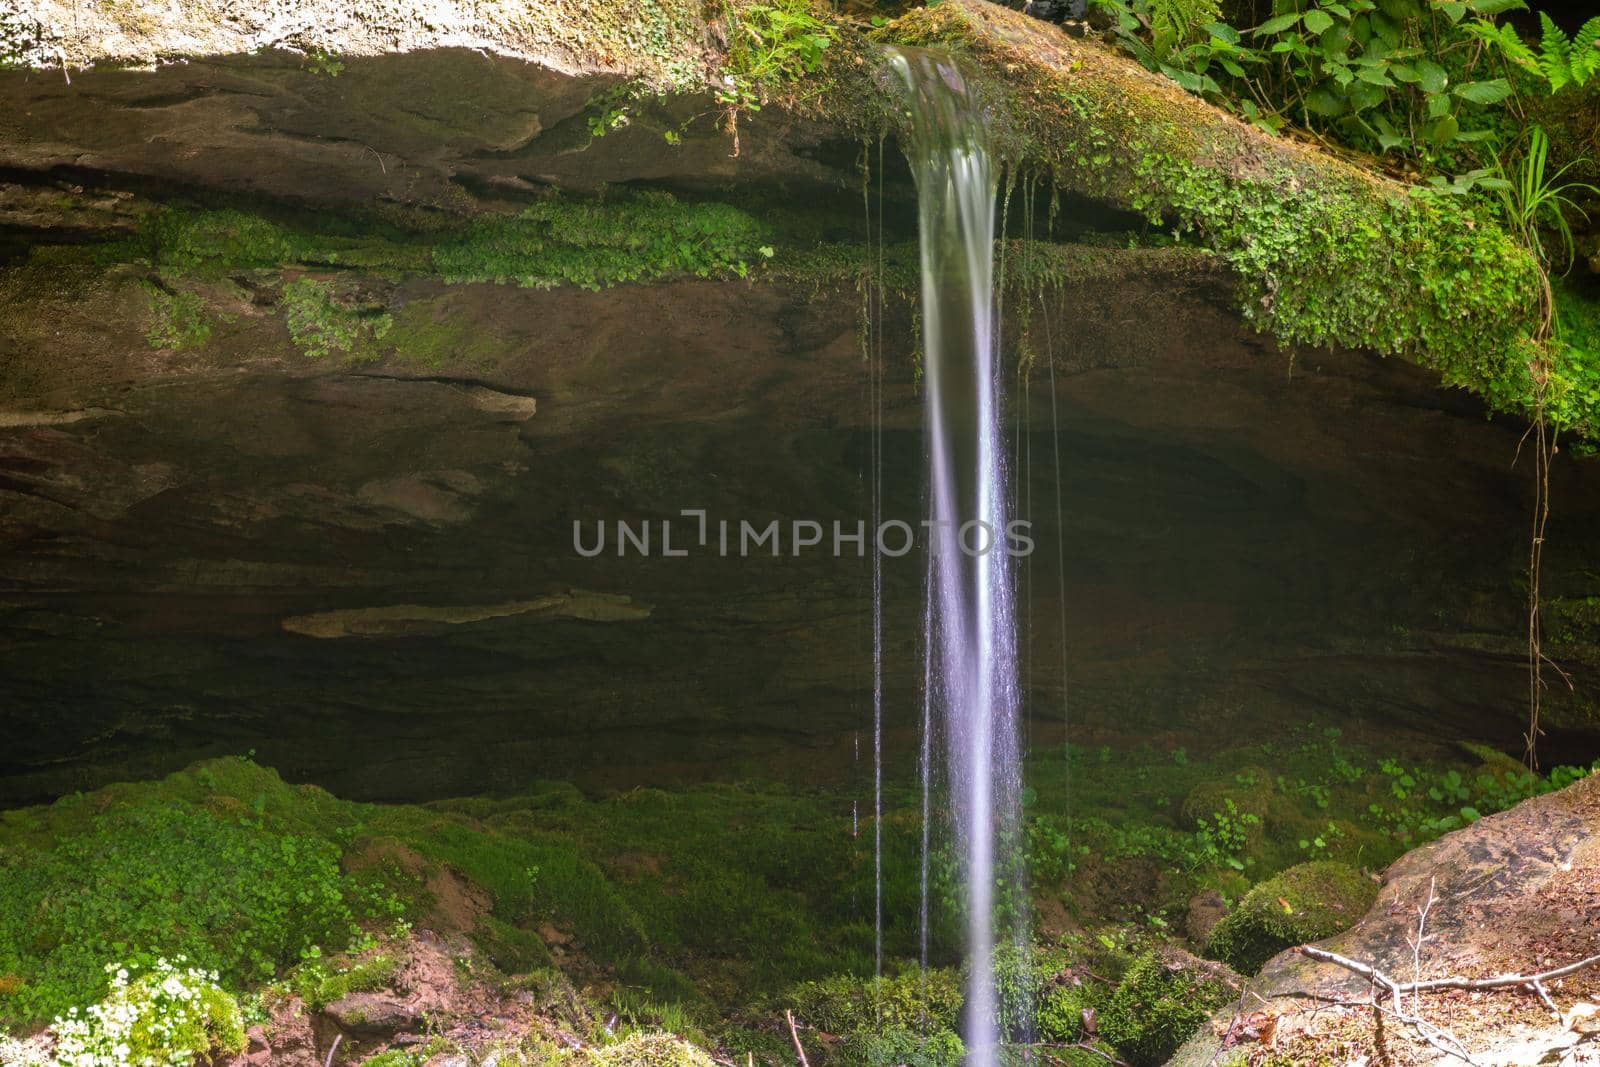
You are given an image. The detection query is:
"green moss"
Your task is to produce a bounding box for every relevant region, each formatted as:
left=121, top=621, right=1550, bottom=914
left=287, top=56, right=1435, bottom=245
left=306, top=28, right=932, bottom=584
left=1034, top=978, right=1096, bottom=1044
left=789, top=968, right=962, bottom=1034
left=1551, top=281, right=1600, bottom=440
left=431, top=192, right=768, bottom=289
left=117, top=191, right=773, bottom=301
left=1550, top=594, right=1600, bottom=648
left=835, top=1027, right=965, bottom=1067
left=382, top=299, right=498, bottom=369
left=0, top=758, right=401, bottom=1028
left=1098, top=951, right=1235, bottom=1066
left=1205, top=861, right=1377, bottom=974
left=587, top=1031, right=716, bottom=1067
left=473, top=915, right=555, bottom=975
left=290, top=951, right=400, bottom=1011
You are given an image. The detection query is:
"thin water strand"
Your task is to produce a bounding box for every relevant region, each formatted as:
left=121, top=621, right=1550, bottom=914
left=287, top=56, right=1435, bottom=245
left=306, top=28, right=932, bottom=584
left=889, top=46, right=1027, bottom=1067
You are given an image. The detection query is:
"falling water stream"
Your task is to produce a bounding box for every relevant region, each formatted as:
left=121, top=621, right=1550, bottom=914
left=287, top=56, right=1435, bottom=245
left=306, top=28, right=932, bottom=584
left=888, top=47, right=1028, bottom=1066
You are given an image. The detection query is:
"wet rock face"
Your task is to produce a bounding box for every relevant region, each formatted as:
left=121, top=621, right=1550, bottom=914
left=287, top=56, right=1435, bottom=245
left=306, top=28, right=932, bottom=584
left=0, top=46, right=860, bottom=222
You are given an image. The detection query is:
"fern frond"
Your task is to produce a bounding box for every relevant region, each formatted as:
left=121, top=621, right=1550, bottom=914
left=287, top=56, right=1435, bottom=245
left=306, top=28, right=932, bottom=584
left=1571, top=16, right=1600, bottom=85
left=1466, top=18, right=1540, bottom=73
left=1148, top=0, right=1221, bottom=61
left=1539, top=11, right=1573, bottom=91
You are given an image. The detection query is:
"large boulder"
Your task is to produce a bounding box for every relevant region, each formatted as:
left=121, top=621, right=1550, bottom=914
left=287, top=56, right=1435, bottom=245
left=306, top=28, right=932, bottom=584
left=1172, top=771, right=1600, bottom=1065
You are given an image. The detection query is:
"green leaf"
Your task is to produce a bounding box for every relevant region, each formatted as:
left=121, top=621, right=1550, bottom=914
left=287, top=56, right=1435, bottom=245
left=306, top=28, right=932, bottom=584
left=1415, top=58, right=1448, bottom=92
left=1428, top=114, right=1461, bottom=144
left=1438, top=1, right=1467, bottom=21
left=1304, top=9, right=1335, bottom=34
left=1370, top=10, right=1402, bottom=47
left=1453, top=78, right=1513, bottom=102
left=1467, top=0, right=1527, bottom=12
left=1305, top=87, right=1350, bottom=115
left=1254, top=12, right=1303, bottom=35
left=1161, top=64, right=1210, bottom=93
left=1356, top=65, right=1396, bottom=85
left=1390, top=61, right=1420, bottom=82
left=1204, top=21, right=1241, bottom=43
left=1349, top=82, right=1386, bottom=110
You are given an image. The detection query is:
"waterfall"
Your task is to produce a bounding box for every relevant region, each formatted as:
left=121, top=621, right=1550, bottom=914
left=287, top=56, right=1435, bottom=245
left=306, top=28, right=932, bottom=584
left=888, top=47, right=1027, bottom=1065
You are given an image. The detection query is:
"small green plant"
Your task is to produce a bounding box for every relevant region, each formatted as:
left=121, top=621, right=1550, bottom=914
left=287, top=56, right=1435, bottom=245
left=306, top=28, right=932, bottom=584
left=1150, top=0, right=1222, bottom=60
left=1296, top=821, right=1345, bottom=859
left=589, top=108, right=629, bottom=138
left=304, top=47, right=344, bottom=77
left=49, top=957, right=247, bottom=1067
left=585, top=83, right=642, bottom=140
left=280, top=277, right=392, bottom=360
left=144, top=283, right=212, bottom=350
left=1490, top=125, right=1600, bottom=272
left=1094, top=0, right=1533, bottom=162
left=718, top=0, right=837, bottom=111
left=1193, top=798, right=1260, bottom=871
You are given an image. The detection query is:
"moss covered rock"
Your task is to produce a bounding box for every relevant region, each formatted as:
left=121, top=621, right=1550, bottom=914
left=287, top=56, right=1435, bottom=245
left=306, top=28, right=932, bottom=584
left=588, top=1033, right=718, bottom=1067
left=1098, top=949, right=1237, bottom=1066
left=1180, top=768, right=1274, bottom=829
left=1205, top=861, right=1377, bottom=974
left=834, top=1027, right=965, bottom=1067
left=789, top=968, right=962, bottom=1035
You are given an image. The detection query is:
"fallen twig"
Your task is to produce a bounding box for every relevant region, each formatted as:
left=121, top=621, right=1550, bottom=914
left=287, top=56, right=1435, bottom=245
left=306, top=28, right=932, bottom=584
left=1406, top=876, right=1437, bottom=1013
left=1299, top=945, right=1600, bottom=996
left=323, top=1033, right=343, bottom=1067
left=1296, top=943, right=1600, bottom=1066
left=785, top=1009, right=810, bottom=1067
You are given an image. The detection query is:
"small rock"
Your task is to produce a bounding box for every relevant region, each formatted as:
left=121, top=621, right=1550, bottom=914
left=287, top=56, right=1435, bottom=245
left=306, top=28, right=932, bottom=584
left=1186, top=888, right=1229, bottom=944
left=323, top=991, right=420, bottom=1037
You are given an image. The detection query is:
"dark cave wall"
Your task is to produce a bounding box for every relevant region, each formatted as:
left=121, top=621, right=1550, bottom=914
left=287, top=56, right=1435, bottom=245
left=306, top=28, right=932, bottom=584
left=1, top=258, right=1598, bottom=805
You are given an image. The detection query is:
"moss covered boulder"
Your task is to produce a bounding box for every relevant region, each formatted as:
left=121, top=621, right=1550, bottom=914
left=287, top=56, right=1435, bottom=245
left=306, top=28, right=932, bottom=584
left=789, top=969, right=962, bottom=1035
left=1205, top=861, right=1377, bottom=974
left=1099, top=948, right=1239, bottom=1066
